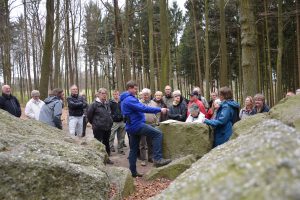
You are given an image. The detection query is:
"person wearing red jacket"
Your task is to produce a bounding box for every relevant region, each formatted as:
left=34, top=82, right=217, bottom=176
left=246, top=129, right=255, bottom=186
left=187, top=91, right=207, bottom=117
left=206, top=98, right=221, bottom=119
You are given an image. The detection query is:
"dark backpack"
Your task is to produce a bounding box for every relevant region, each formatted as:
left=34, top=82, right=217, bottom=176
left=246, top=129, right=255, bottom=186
left=232, top=107, right=240, bottom=124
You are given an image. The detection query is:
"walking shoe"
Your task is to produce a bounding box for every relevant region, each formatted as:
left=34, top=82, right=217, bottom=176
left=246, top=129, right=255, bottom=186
left=123, top=143, right=127, bottom=147
left=141, top=161, right=147, bottom=166
left=154, top=158, right=171, bottom=167
left=118, top=150, right=125, bottom=155
left=111, top=148, right=116, bottom=152
left=132, top=172, right=143, bottom=178
left=106, top=159, right=114, bottom=165
left=148, top=158, right=153, bottom=163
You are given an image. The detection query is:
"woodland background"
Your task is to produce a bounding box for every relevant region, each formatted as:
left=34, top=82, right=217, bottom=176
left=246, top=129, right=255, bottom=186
left=0, top=0, right=299, bottom=107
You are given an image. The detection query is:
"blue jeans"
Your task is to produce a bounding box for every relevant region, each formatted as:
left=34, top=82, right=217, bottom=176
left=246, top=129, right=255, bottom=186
left=128, top=124, right=163, bottom=174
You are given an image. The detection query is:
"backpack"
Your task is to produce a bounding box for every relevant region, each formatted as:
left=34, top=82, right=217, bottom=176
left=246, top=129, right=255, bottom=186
left=232, top=107, right=240, bottom=124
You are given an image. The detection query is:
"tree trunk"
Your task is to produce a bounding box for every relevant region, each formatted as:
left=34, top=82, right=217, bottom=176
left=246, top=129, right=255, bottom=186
left=113, top=0, right=124, bottom=91
left=148, top=0, right=155, bottom=91
left=123, top=0, right=131, bottom=83
left=191, top=0, right=202, bottom=89
left=257, top=25, right=262, bottom=93
left=264, top=0, right=274, bottom=106
left=85, top=53, right=88, bottom=100
left=94, top=57, right=99, bottom=90
left=296, top=0, right=300, bottom=88
left=65, top=0, right=73, bottom=86
left=54, top=0, right=61, bottom=88
left=71, top=0, right=82, bottom=87
left=31, top=23, right=38, bottom=88
left=39, top=0, right=55, bottom=99
left=139, top=19, right=146, bottom=87
left=71, top=14, right=78, bottom=87
left=155, top=37, right=161, bottom=90
left=276, top=0, right=283, bottom=102
left=239, top=0, right=258, bottom=98
left=23, top=0, right=32, bottom=91
left=219, top=0, right=228, bottom=87
left=0, top=0, right=11, bottom=85
left=204, top=0, right=210, bottom=100
left=159, top=0, right=170, bottom=89
left=262, top=27, right=270, bottom=104
left=18, top=61, right=24, bottom=103
left=64, top=31, right=69, bottom=96
left=237, top=27, right=243, bottom=103
left=89, top=57, right=94, bottom=96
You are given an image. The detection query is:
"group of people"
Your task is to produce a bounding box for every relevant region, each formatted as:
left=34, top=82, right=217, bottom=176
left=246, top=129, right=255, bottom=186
left=1, top=82, right=300, bottom=177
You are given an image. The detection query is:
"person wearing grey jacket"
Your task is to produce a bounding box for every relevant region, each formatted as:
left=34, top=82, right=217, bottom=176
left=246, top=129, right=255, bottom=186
left=39, top=88, right=64, bottom=129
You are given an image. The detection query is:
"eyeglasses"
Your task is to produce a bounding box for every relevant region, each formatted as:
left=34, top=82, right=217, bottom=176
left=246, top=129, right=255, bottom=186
left=100, top=92, right=107, bottom=94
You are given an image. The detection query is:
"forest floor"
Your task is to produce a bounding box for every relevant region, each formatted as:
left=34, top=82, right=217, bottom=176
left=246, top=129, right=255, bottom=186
left=21, top=108, right=172, bottom=200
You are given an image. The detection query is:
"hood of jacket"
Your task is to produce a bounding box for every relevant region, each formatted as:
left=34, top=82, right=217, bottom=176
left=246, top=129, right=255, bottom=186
left=223, top=99, right=240, bottom=109
left=120, top=91, right=132, bottom=102
left=44, top=96, right=60, bottom=105
left=173, top=95, right=184, bottom=106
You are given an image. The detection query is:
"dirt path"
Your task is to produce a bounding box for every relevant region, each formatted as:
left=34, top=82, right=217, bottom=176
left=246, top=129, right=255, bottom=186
left=58, top=108, right=154, bottom=174
left=84, top=123, right=154, bottom=174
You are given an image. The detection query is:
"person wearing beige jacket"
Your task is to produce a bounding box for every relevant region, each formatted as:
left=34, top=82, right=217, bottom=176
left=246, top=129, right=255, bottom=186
left=139, top=88, right=159, bottom=166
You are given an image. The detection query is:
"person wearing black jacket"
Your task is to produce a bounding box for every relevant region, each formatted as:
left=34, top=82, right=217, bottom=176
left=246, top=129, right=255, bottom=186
left=87, top=88, right=114, bottom=164
left=67, top=85, right=87, bottom=137
left=109, top=90, right=126, bottom=155
left=252, top=93, right=270, bottom=114
left=81, top=93, right=89, bottom=137
left=168, top=90, right=187, bottom=122
left=0, top=85, right=21, bottom=117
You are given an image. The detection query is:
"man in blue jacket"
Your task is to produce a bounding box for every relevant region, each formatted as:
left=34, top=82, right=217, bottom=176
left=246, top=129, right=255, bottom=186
left=121, top=80, right=171, bottom=177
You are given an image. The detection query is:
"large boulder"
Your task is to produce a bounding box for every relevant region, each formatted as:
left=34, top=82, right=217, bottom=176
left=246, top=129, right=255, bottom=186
left=145, top=155, right=196, bottom=181
left=0, top=110, right=110, bottom=200
left=269, top=95, right=300, bottom=132
left=231, top=95, right=300, bottom=141
left=105, top=167, right=135, bottom=200
left=159, top=120, right=213, bottom=159
left=231, top=113, right=268, bottom=139
left=152, top=119, right=300, bottom=200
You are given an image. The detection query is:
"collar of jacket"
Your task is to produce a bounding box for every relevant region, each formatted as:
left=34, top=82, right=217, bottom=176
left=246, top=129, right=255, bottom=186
left=96, top=97, right=108, bottom=104
left=111, top=99, right=120, bottom=103
left=31, top=98, right=42, bottom=104
left=2, top=93, right=12, bottom=99
left=153, top=98, right=163, bottom=104
left=140, top=99, right=151, bottom=104
left=71, top=94, right=79, bottom=98
left=165, top=94, right=173, bottom=98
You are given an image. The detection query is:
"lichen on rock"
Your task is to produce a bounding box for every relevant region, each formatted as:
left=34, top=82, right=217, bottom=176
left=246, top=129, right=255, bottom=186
left=0, top=110, right=110, bottom=200
left=145, top=155, right=196, bottom=181
left=152, top=119, right=300, bottom=200
left=152, top=95, right=300, bottom=200
left=159, top=121, right=213, bottom=159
